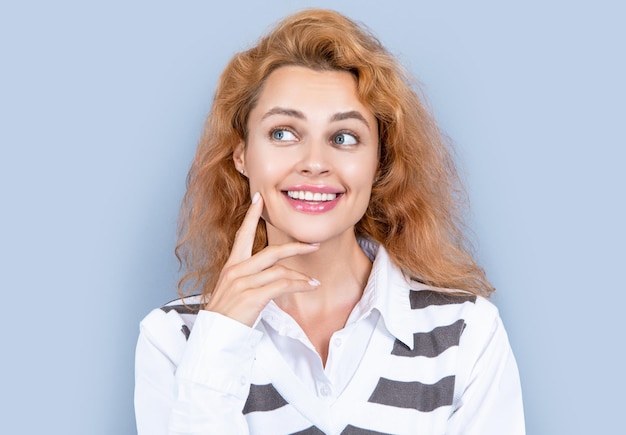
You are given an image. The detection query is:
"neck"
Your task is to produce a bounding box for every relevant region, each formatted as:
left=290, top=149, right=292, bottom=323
left=267, top=230, right=373, bottom=366
left=269, top=232, right=372, bottom=317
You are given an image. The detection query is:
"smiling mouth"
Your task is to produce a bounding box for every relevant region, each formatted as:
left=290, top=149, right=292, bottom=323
left=285, top=190, right=341, bottom=202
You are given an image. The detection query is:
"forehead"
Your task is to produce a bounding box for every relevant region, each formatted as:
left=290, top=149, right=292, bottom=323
left=251, top=66, right=375, bottom=123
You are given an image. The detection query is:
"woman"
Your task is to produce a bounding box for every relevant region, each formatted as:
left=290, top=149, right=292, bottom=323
left=135, top=9, right=525, bottom=435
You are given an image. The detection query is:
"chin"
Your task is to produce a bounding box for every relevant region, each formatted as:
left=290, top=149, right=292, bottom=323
left=282, top=230, right=328, bottom=245
left=264, top=210, right=360, bottom=246
left=267, top=222, right=352, bottom=246
left=291, top=234, right=326, bottom=244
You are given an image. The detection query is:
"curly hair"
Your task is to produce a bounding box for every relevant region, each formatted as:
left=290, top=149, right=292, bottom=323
left=176, top=8, right=494, bottom=299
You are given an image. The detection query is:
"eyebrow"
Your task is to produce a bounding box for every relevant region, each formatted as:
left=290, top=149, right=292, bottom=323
left=330, top=110, right=370, bottom=128
left=261, top=107, right=305, bottom=120
left=261, top=106, right=370, bottom=129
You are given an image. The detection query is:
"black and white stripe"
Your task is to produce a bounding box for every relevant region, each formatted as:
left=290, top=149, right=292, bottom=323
left=391, top=319, right=466, bottom=358
left=368, top=376, right=456, bottom=413
left=243, top=383, right=288, bottom=414
left=409, top=289, right=476, bottom=309
left=157, top=283, right=481, bottom=433
left=239, top=289, right=475, bottom=433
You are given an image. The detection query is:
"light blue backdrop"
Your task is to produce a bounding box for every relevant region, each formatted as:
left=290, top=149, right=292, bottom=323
left=1, top=1, right=624, bottom=433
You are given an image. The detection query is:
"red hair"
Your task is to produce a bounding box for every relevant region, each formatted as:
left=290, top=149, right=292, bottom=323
left=176, top=9, right=494, bottom=299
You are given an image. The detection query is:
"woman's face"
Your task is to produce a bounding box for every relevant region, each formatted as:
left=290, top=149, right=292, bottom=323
left=234, top=65, right=379, bottom=245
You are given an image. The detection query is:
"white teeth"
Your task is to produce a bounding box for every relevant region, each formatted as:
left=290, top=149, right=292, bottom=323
left=287, top=191, right=338, bottom=201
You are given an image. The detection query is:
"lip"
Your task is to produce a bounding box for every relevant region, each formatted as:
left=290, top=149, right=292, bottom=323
left=282, top=184, right=344, bottom=194
left=281, top=184, right=344, bottom=214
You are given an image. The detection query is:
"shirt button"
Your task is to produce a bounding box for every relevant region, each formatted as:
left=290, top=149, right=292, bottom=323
left=333, top=338, right=342, bottom=347
left=240, top=376, right=247, bottom=385
left=320, top=384, right=331, bottom=397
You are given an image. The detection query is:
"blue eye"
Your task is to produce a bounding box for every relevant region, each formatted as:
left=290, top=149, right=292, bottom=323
left=271, top=129, right=297, bottom=141
left=333, top=132, right=357, bottom=145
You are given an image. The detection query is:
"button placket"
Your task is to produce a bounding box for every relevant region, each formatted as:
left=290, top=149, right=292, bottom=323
left=319, top=383, right=331, bottom=397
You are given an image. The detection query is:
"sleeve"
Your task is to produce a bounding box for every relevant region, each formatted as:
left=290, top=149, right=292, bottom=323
left=446, top=299, right=526, bottom=435
left=134, top=309, right=263, bottom=435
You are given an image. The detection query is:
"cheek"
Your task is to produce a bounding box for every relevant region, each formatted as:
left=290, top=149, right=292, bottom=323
left=245, top=154, right=285, bottom=192
left=344, top=156, right=378, bottom=189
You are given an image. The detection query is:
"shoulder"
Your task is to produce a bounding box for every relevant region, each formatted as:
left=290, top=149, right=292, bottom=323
left=407, top=283, right=512, bottom=364
left=408, top=284, right=511, bottom=372
left=138, top=295, right=204, bottom=363
left=141, top=294, right=203, bottom=333
left=373, top=243, right=499, bottom=327
left=403, top=282, right=503, bottom=356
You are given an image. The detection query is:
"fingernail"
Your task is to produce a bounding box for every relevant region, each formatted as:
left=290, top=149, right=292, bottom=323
left=252, top=192, right=260, bottom=204
left=309, top=279, right=321, bottom=287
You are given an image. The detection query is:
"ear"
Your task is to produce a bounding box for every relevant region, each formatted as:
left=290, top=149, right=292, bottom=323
left=233, top=141, right=246, bottom=174
left=373, top=165, right=382, bottom=184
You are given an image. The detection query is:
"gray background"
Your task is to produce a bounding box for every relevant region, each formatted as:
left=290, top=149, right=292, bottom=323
left=1, top=0, right=624, bottom=433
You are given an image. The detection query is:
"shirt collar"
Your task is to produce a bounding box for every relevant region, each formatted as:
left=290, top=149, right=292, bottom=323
left=351, top=239, right=417, bottom=349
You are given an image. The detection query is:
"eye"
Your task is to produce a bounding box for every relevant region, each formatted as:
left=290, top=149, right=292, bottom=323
left=332, top=132, right=358, bottom=146
left=271, top=128, right=297, bottom=141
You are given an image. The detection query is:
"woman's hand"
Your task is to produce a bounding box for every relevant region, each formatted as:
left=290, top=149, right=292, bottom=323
left=204, top=192, right=320, bottom=326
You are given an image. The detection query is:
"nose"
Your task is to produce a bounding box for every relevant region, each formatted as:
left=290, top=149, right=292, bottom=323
left=297, top=139, right=331, bottom=177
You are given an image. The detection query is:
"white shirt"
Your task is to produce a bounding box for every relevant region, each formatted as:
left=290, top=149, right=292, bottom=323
left=135, top=241, right=525, bottom=434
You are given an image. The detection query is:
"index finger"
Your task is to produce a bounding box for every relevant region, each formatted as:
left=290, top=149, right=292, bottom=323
left=227, top=192, right=264, bottom=265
